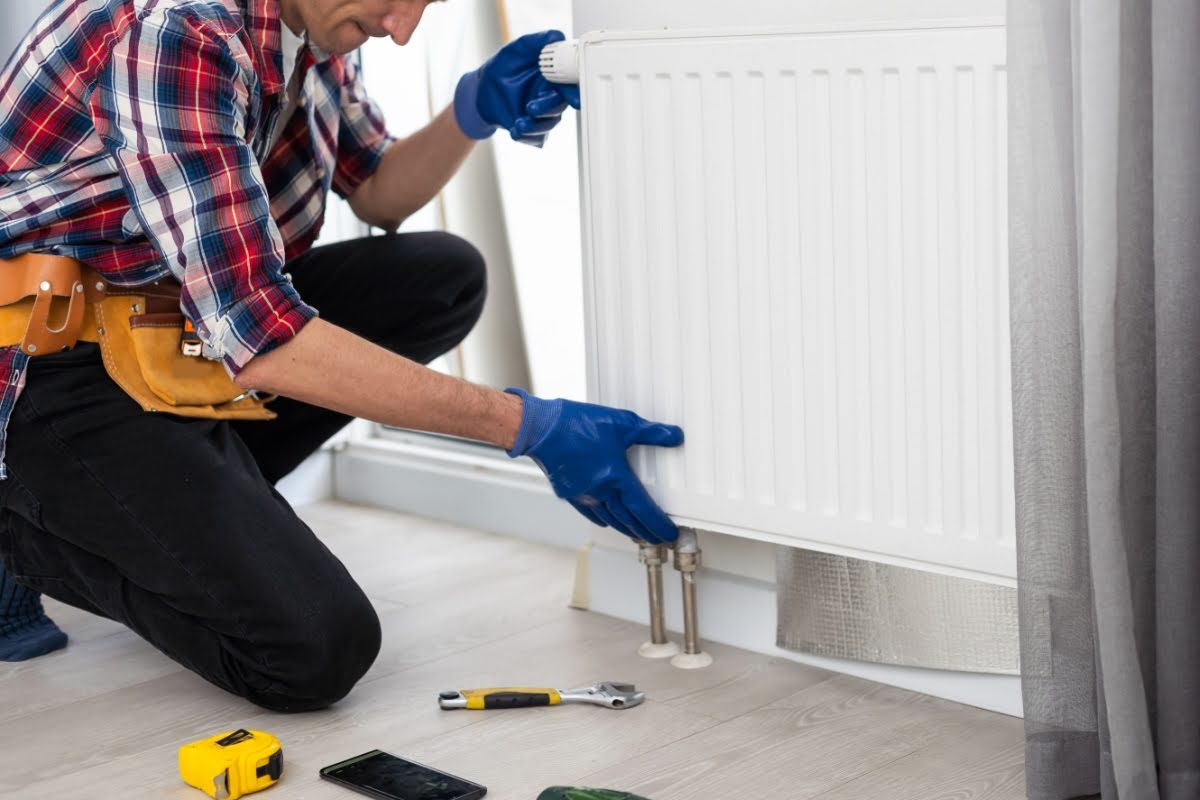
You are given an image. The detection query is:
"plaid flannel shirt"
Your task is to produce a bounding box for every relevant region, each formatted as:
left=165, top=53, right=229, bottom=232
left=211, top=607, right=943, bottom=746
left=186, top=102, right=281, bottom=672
left=0, top=0, right=395, bottom=478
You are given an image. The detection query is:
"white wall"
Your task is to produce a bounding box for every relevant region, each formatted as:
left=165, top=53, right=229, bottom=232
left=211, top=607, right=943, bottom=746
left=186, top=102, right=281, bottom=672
left=491, top=0, right=587, bottom=400
left=355, top=0, right=592, bottom=399
left=1, top=2, right=46, bottom=65
left=359, top=1, right=532, bottom=392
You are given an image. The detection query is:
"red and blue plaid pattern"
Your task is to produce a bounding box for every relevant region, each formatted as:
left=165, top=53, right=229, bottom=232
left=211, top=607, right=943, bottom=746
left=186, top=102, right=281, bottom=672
left=0, top=0, right=394, bottom=477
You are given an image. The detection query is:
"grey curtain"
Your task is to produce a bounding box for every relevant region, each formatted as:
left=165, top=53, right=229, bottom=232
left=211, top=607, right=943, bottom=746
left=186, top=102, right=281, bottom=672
left=1009, top=1, right=1200, bottom=798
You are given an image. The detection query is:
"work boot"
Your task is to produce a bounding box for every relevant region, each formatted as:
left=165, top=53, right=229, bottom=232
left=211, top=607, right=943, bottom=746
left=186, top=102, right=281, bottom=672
left=0, top=561, right=67, bottom=661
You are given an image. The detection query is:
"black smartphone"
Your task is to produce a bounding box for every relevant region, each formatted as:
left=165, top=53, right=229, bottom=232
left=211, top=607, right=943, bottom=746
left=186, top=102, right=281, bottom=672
left=320, top=750, right=487, bottom=800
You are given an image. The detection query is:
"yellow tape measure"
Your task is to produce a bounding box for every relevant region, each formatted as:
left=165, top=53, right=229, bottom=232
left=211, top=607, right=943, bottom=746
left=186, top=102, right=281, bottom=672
left=179, top=729, right=283, bottom=800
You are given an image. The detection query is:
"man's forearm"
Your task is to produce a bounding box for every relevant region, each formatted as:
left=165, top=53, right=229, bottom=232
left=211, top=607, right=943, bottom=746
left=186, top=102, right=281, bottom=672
left=234, top=318, right=523, bottom=450
left=348, top=105, right=475, bottom=230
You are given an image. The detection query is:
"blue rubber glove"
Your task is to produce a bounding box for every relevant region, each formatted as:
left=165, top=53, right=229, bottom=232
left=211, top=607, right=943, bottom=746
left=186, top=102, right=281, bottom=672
left=454, top=30, right=580, bottom=148
left=506, top=388, right=684, bottom=544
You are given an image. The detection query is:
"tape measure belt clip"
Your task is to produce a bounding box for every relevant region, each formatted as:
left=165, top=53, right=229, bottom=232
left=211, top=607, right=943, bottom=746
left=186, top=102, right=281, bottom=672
left=258, top=750, right=283, bottom=781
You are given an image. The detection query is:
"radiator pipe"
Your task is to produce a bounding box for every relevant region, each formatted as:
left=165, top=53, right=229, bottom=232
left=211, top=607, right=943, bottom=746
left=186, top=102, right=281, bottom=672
left=671, top=528, right=713, bottom=669
left=637, top=544, right=679, bottom=659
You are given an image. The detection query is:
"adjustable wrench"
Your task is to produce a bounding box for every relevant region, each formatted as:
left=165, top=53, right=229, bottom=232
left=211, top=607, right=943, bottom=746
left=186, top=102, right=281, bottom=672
left=438, top=681, right=645, bottom=711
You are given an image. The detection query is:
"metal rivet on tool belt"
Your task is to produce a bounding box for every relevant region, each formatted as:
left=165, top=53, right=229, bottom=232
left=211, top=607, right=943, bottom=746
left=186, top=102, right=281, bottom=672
left=38, top=281, right=50, bottom=292
left=75, top=285, right=83, bottom=293
left=26, top=345, right=36, bottom=353
left=95, top=282, right=105, bottom=291
left=132, top=304, right=140, bottom=313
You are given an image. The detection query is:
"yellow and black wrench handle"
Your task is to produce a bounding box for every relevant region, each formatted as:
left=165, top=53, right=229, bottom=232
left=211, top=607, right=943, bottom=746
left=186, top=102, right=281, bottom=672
left=439, top=687, right=563, bottom=710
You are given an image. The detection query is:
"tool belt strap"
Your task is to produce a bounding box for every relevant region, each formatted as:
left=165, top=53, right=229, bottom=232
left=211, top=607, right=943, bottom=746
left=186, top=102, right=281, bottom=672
left=0, top=253, right=275, bottom=422
left=0, top=252, right=180, bottom=356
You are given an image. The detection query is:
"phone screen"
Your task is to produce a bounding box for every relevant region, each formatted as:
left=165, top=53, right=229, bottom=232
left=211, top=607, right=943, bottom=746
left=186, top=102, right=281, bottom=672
left=321, top=750, right=487, bottom=800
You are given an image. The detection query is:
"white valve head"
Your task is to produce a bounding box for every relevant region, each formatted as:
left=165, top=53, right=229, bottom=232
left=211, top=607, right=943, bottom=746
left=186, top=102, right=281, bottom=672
left=539, top=39, right=580, bottom=85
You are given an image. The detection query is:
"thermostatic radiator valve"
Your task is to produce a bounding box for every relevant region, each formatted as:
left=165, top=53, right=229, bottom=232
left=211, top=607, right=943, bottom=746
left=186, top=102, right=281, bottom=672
left=539, top=39, right=580, bottom=85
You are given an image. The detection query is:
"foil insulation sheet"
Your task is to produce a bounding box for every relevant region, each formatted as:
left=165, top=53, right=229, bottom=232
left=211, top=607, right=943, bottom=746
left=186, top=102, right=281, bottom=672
left=776, top=547, right=1020, bottom=675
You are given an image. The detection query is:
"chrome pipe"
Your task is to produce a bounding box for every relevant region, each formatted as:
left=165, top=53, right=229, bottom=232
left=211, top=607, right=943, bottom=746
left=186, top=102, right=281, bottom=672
left=638, top=543, right=678, bottom=658
left=644, top=545, right=668, bottom=645
left=680, top=568, right=700, bottom=654
left=671, top=528, right=712, bottom=669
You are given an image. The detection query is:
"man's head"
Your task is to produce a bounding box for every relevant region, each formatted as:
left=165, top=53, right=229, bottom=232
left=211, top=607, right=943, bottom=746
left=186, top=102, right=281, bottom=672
left=278, top=0, right=444, bottom=54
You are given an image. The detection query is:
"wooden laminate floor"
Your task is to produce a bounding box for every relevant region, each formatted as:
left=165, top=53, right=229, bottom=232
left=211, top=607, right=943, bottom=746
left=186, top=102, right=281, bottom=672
left=0, top=501, right=1026, bottom=799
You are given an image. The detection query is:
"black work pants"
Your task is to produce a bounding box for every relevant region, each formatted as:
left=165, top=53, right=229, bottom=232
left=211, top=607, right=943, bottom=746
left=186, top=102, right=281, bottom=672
left=0, top=233, right=486, bottom=711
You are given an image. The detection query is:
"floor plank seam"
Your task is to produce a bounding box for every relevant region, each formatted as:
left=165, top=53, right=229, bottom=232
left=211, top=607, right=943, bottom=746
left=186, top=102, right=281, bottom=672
left=1, top=662, right=188, bottom=726
left=572, top=709, right=731, bottom=785
left=644, top=698, right=725, bottom=726
left=803, top=750, right=927, bottom=800
left=664, top=674, right=841, bottom=724
left=355, top=613, right=575, bottom=688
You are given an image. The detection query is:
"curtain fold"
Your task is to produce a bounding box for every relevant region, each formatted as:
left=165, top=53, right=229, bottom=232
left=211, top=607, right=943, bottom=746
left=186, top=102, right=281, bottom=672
left=1009, top=1, right=1200, bottom=797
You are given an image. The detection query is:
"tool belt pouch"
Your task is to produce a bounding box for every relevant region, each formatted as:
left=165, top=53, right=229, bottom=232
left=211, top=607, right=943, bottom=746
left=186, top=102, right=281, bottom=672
left=95, top=293, right=276, bottom=421
left=0, top=253, right=273, bottom=421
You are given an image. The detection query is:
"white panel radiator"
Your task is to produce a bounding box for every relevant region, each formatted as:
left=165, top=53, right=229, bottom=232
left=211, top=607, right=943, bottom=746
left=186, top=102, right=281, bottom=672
left=578, top=21, right=1015, bottom=581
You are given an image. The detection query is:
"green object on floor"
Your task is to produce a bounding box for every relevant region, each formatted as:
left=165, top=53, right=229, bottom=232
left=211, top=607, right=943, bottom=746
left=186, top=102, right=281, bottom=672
left=537, top=789, right=654, bottom=800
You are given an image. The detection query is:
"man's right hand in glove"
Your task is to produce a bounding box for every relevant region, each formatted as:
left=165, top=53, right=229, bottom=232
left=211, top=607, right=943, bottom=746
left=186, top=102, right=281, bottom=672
left=506, top=388, right=684, bottom=545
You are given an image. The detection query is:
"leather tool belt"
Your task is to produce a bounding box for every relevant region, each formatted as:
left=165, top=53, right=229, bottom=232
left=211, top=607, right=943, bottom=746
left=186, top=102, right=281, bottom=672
left=0, top=253, right=274, bottom=421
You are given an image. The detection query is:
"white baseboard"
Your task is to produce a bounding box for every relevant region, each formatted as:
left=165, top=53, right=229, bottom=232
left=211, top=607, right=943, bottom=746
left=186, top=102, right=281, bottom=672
left=333, top=436, right=593, bottom=550
left=275, top=420, right=374, bottom=508
left=586, top=543, right=1023, bottom=718
left=277, top=450, right=334, bottom=506
left=332, top=433, right=1024, bottom=717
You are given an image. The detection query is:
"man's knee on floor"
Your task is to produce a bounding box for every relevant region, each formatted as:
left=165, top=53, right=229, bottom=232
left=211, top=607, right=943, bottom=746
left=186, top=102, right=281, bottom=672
left=251, top=587, right=382, bottom=712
